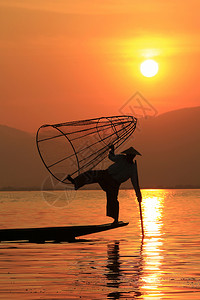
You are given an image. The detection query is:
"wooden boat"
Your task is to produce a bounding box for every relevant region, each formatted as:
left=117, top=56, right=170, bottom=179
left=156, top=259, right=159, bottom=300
left=0, top=221, right=128, bottom=243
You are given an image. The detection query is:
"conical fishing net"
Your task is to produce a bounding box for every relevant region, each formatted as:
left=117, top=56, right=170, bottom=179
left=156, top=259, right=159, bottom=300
left=36, top=115, right=137, bottom=184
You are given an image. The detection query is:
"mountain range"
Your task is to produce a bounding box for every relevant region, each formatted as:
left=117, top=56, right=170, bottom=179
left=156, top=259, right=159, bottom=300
left=0, top=106, right=199, bottom=190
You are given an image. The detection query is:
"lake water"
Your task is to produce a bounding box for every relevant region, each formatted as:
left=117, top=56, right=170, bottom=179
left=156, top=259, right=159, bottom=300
left=0, top=189, right=200, bottom=299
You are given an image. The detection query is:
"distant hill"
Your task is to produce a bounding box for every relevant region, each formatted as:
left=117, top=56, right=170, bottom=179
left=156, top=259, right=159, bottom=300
left=0, top=106, right=199, bottom=190
left=130, top=106, right=200, bottom=188
left=0, top=125, right=47, bottom=190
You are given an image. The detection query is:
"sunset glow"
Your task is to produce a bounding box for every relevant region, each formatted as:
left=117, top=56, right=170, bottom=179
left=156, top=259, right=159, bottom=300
left=0, top=2, right=199, bottom=299
left=0, top=1, right=199, bottom=131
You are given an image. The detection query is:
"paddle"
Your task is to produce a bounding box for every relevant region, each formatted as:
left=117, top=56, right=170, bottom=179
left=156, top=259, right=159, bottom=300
left=135, top=160, right=144, bottom=238
left=139, top=201, right=144, bottom=238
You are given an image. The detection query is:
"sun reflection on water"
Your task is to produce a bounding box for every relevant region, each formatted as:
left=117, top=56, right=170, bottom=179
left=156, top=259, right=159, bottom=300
left=140, top=190, right=165, bottom=296
left=143, top=195, right=164, bottom=237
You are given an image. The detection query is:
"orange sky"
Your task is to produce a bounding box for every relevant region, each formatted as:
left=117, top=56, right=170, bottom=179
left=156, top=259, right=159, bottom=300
left=0, top=0, right=199, bottom=131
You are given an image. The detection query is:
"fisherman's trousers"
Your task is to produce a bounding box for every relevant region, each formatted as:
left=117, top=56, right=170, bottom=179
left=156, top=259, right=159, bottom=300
left=74, top=170, right=120, bottom=221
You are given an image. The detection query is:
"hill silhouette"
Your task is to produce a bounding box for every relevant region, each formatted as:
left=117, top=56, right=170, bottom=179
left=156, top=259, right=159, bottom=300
left=0, top=125, right=47, bottom=190
left=0, top=107, right=199, bottom=190
left=131, top=106, right=200, bottom=188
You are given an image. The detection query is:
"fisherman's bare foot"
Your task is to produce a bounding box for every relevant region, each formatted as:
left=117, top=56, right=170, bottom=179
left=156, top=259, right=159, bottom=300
left=66, top=175, right=78, bottom=190
left=66, top=175, right=75, bottom=184
left=112, top=219, right=119, bottom=224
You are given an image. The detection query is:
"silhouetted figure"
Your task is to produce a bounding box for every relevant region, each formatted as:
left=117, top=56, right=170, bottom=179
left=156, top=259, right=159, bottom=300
left=67, top=146, right=142, bottom=223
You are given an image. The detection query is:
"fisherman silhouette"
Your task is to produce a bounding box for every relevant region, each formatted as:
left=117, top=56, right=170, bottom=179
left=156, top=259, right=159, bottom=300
left=67, top=145, right=142, bottom=223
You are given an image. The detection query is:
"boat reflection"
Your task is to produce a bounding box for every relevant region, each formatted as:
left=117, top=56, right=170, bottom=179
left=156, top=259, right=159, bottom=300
left=140, top=190, right=165, bottom=295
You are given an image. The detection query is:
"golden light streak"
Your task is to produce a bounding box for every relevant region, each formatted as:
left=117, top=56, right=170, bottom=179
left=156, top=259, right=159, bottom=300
left=140, top=191, right=165, bottom=295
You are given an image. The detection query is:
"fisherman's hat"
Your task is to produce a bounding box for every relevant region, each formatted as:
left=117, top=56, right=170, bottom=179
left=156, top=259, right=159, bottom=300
left=121, top=147, right=142, bottom=156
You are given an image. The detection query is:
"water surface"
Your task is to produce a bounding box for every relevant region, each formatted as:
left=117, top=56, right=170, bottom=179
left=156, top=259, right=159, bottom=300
left=0, top=189, right=199, bottom=299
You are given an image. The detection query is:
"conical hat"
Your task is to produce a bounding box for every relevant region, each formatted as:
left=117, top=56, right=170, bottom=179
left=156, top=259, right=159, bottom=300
left=121, top=147, right=141, bottom=156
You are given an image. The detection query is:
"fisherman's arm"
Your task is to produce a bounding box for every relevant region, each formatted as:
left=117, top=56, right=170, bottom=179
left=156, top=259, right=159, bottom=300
left=131, top=164, right=142, bottom=203
left=108, top=145, right=124, bottom=162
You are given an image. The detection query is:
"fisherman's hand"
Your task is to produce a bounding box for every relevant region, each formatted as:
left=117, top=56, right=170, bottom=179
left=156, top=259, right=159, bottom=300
left=137, top=195, right=142, bottom=203
left=109, top=144, right=114, bottom=152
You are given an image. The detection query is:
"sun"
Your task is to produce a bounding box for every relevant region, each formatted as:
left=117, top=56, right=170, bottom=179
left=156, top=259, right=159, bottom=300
left=140, top=59, right=159, bottom=77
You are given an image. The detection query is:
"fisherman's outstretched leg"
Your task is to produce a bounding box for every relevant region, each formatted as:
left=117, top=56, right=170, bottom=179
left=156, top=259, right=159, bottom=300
left=67, top=170, right=104, bottom=190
